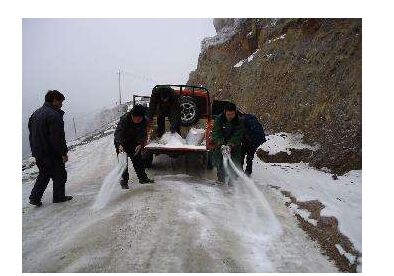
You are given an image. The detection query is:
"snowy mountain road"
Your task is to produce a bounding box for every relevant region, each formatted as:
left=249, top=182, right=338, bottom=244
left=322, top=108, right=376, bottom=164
left=22, top=135, right=337, bottom=272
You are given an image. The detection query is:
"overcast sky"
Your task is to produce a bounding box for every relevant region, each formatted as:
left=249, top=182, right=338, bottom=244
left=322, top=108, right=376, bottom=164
left=22, top=18, right=216, bottom=156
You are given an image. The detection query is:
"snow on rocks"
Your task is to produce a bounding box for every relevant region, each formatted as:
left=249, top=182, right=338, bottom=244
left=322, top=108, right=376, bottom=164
left=233, top=60, right=245, bottom=68
left=252, top=158, right=362, bottom=253
left=288, top=203, right=318, bottom=226
left=247, top=49, right=260, bottom=62
left=252, top=158, right=361, bottom=271
left=233, top=49, right=260, bottom=68
left=335, top=244, right=356, bottom=265
left=201, top=19, right=246, bottom=52
left=268, top=34, right=286, bottom=44
left=259, top=132, right=319, bottom=155
left=265, top=53, right=274, bottom=60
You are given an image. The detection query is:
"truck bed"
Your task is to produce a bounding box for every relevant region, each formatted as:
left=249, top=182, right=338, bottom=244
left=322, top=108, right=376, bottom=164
left=144, top=142, right=207, bottom=153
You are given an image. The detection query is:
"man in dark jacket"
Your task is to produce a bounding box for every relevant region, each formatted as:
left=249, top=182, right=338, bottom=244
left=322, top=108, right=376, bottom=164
left=148, top=86, right=181, bottom=138
left=240, top=113, right=267, bottom=176
left=212, top=103, right=244, bottom=184
left=28, top=90, right=72, bottom=207
left=114, top=105, right=154, bottom=189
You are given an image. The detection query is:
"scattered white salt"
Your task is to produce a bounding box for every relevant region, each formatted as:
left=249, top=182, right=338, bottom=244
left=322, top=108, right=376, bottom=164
left=92, top=153, right=127, bottom=210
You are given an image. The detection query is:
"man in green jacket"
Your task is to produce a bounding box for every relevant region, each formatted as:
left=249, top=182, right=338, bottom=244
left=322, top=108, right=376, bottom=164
left=212, top=102, right=244, bottom=184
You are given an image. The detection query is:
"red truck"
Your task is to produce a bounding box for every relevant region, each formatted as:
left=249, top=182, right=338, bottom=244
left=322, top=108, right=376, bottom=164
left=133, top=84, right=218, bottom=169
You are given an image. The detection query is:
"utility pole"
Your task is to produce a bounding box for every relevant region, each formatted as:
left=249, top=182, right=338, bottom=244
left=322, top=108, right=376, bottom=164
left=117, top=69, right=122, bottom=105
left=72, top=117, right=77, bottom=138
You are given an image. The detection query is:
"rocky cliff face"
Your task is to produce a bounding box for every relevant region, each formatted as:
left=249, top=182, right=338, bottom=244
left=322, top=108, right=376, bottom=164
left=188, top=18, right=362, bottom=174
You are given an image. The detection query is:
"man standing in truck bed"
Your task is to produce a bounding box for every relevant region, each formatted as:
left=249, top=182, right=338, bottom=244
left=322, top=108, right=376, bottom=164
left=147, top=86, right=181, bottom=138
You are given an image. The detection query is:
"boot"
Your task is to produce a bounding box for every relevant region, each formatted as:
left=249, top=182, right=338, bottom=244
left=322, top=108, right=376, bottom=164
left=216, top=173, right=225, bottom=185
left=29, top=199, right=42, bottom=207
left=139, top=177, right=154, bottom=184
left=120, top=179, right=129, bottom=189
left=217, top=169, right=225, bottom=185
left=215, top=179, right=225, bottom=185
left=53, top=196, right=73, bottom=203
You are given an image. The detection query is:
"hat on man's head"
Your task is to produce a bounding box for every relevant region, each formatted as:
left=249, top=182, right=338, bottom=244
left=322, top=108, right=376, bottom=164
left=158, top=86, right=173, bottom=101
left=224, top=102, right=237, bottom=112
left=131, top=104, right=146, bottom=117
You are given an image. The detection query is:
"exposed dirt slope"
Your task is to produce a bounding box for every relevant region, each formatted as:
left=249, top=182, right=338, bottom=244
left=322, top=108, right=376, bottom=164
left=188, top=18, right=362, bottom=174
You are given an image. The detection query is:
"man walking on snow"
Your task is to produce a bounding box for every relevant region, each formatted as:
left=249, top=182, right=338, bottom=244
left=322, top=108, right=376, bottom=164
left=114, top=104, right=154, bottom=189
left=212, top=103, right=245, bottom=184
left=28, top=90, right=72, bottom=207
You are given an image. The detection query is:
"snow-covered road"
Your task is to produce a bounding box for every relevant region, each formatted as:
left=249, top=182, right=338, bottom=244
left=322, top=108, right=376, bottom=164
left=22, top=134, right=338, bottom=272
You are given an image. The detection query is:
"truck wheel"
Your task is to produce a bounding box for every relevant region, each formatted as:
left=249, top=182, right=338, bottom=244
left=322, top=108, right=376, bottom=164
left=180, top=96, right=199, bottom=126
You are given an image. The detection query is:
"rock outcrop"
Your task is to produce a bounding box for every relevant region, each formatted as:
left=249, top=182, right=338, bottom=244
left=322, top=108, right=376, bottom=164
left=188, top=18, right=362, bottom=174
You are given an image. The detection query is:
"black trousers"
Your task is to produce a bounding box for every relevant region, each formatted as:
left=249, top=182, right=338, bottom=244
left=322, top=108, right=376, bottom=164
left=157, top=114, right=180, bottom=138
left=29, top=157, right=67, bottom=202
left=116, top=146, right=147, bottom=186
left=241, top=144, right=258, bottom=175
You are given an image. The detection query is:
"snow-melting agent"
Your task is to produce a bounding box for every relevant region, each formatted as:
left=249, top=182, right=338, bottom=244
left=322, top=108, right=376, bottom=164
left=223, top=154, right=282, bottom=235
left=175, top=151, right=284, bottom=271
left=223, top=151, right=283, bottom=236
left=92, top=152, right=127, bottom=210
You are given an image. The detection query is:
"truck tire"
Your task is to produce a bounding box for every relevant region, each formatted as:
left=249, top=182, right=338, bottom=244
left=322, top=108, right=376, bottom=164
left=180, top=96, right=199, bottom=126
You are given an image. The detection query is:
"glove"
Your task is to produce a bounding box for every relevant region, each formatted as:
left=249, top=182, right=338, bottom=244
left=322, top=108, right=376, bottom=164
left=221, top=145, right=231, bottom=156
left=118, top=144, right=124, bottom=153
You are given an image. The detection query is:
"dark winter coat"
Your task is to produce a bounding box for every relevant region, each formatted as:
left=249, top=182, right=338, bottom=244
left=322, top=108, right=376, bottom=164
left=28, top=102, right=68, bottom=160
left=241, top=113, right=267, bottom=148
left=114, top=112, right=148, bottom=154
left=148, top=87, right=181, bottom=132
left=211, top=113, right=245, bottom=166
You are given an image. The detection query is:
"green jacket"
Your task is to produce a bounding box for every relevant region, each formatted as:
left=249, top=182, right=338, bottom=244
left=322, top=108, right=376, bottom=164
left=211, top=113, right=245, bottom=166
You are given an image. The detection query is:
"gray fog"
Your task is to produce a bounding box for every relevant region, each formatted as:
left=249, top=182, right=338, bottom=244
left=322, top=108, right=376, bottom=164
left=22, top=18, right=216, bottom=157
